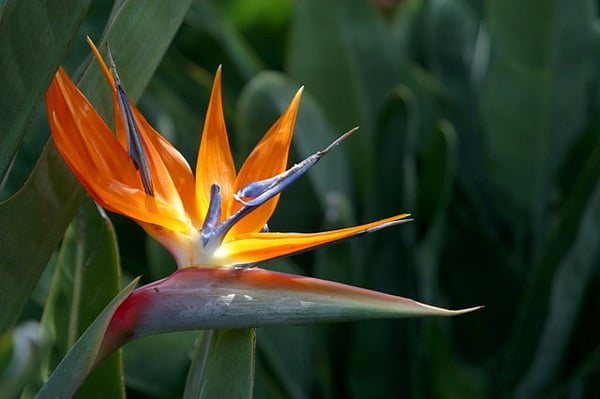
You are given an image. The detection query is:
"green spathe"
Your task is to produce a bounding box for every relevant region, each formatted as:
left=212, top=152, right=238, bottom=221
left=100, top=267, right=481, bottom=354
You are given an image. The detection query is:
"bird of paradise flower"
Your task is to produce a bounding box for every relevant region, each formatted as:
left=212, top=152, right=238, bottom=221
left=44, top=38, right=480, bottom=372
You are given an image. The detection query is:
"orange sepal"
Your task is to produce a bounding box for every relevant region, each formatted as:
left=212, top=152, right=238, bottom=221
left=196, top=67, right=236, bottom=221
left=228, top=88, right=303, bottom=236
left=87, top=39, right=198, bottom=225
left=47, top=67, right=193, bottom=234
left=217, top=214, right=411, bottom=265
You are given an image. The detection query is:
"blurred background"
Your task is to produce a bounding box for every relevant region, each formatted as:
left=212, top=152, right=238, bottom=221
left=2, top=0, right=599, bottom=398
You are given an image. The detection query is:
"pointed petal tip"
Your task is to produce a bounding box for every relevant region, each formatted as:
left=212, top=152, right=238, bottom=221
left=86, top=37, right=113, bottom=85
left=120, top=268, right=483, bottom=337
left=292, top=86, right=304, bottom=102
left=217, top=213, right=413, bottom=266
left=445, top=305, right=484, bottom=316
left=366, top=213, right=412, bottom=232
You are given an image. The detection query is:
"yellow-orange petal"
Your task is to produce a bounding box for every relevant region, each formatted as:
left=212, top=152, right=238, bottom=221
left=87, top=38, right=197, bottom=225
left=134, top=111, right=199, bottom=225
left=129, top=109, right=196, bottom=222
left=47, top=68, right=139, bottom=191
left=228, top=88, right=303, bottom=236
left=86, top=37, right=127, bottom=151
left=196, top=67, right=236, bottom=221
left=49, top=110, right=193, bottom=234
left=215, top=214, right=411, bottom=266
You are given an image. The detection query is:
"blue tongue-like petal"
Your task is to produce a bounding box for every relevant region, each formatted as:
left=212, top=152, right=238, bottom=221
left=199, top=128, right=358, bottom=253
left=201, top=184, right=222, bottom=246
left=234, top=127, right=358, bottom=207
left=109, top=47, right=155, bottom=196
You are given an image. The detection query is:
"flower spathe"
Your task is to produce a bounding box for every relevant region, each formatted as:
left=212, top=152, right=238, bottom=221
left=96, top=267, right=482, bottom=362
left=46, top=38, right=411, bottom=268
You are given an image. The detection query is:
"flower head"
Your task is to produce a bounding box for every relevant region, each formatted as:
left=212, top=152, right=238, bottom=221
left=41, top=42, right=482, bottom=391
left=46, top=38, right=410, bottom=268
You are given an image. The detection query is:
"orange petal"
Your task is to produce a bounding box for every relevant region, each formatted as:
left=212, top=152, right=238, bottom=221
left=216, top=214, right=411, bottom=265
left=47, top=68, right=139, bottom=194
left=47, top=66, right=194, bottom=234
left=130, top=109, right=197, bottom=224
left=229, top=88, right=303, bottom=236
left=49, top=107, right=192, bottom=233
left=196, top=67, right=236, bottom=220
left=88, top=38, right=197, bottom=225
left=87, top=38, right=128, bottom=150
left=86, top=37, right=127, bottom=151
left=136, top=113, right=199, bottom=224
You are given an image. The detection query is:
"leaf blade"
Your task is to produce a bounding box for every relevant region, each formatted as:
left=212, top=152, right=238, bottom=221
left=0, top=0, right=93, bottom=180
left=183, top=329, right=256, bottom=399
left=0, top=0, right=193, bottom=334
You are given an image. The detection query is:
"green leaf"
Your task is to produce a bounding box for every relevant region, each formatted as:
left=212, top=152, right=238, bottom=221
left=21, top=199, right=123, bottom=399
left=481, top=0, right=595, bottom=239
left=422, top=0, right=480, bottom=102
left=287, top=0, right=397, bottom=134
left=514, top=144, right=600, bottom=398
left=256, top=326, right=315, bottom=399
left=0, top=0, right=193, bottom=334
left=504, top=123, right=600, bottom=389
left=183, top=329, right=255, bottom=399
left=0, top=0, right=93, bottom=181
left=34, top=278, right=139, bottom=399
left=123, top=331, right=197, bottom=398
left=185, top=0, right=264, bottom=80
left=374, top=86, right=420, bottom=220
left=0, top=142, right=85, bottom=334
left=414, top=121, right=458, bottom=301
left=287, top=0, right=401, bottom=199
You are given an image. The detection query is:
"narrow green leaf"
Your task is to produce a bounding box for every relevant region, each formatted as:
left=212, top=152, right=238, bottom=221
left=123, top=331, right=197, bottom=398
left=515, top=172, right=600, bottom=398
left=504, top=124, right=600, bottom=387
left=481, top=0, right=595, bottom=240
left=423, top=0, right=479, bottom=102
left=421, top=322, right=485, bottom=398
left=77, top=0, right=193, bottom=109
left=287, top=0, right=397, bottom=134
left=41, top=200, right=120, bottom=372
left=0, top=142, right=85, bottom=334
left=183, top=329, right=255, bottom=399
left=0, top=0, right=193, bottom=334
left=374, top=86, right=420, bottom=220
left=0, top=0, right=93, bottom=180
left=185, top=0, right=264, bottom=80
left=21, top=199, right=123, bottom=399
left=34, top=278, right=139, bottom=399
left=287, top=0, right=401, bottom=199
left=256, top=326, right=315, bottom=399
left=415, top=121, right=458, bottom=301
